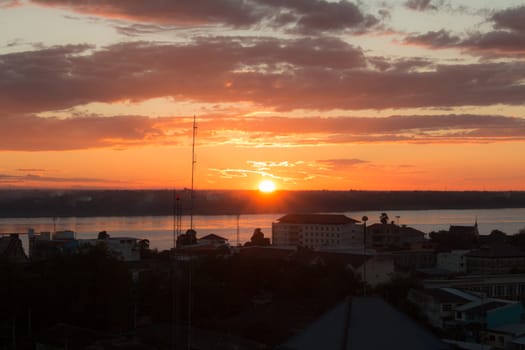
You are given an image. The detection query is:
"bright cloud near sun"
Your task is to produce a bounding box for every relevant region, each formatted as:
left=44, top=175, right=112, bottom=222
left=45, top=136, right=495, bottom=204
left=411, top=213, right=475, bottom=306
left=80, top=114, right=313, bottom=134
left=1, top=0, right=525, bottom=190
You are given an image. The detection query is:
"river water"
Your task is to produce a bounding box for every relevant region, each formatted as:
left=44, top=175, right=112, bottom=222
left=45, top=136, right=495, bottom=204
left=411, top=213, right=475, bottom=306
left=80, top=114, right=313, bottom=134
left=2, top=208, right=525, bottom=251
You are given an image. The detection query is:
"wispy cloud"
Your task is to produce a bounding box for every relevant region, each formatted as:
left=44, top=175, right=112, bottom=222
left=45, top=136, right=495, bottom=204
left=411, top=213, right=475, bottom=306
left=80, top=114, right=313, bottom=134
left=1, top=114, right=525, bottom=151
left=0, top=172, right=123, bottom=188
left=317, top=159, right=369, bottom=169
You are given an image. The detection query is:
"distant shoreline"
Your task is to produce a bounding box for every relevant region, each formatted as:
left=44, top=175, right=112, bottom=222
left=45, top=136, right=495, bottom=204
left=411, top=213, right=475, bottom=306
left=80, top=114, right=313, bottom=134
left=1, top=189, right=525, bottom=218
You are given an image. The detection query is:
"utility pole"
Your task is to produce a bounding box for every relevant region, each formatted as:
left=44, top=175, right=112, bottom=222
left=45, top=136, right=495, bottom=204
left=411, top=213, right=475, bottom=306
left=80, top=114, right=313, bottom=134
left=189, top=114, right=197, bottom=230
left=361, top=216, right=368, bottom=296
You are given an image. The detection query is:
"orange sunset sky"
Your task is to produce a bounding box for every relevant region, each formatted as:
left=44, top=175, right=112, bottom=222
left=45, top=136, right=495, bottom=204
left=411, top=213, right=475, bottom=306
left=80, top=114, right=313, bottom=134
left=1, top=0, right=525, bottom=191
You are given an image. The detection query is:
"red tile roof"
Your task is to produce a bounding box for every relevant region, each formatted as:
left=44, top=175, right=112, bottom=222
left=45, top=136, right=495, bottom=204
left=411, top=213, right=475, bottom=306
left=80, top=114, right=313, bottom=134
left=277, top=214, right=359, bottom=225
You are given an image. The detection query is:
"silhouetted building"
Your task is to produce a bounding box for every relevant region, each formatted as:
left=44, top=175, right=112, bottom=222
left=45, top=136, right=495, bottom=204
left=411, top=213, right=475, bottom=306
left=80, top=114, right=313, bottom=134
left=385, top=249, right=437, bottom=271
left=367, top=223, right=426, bottom=249
left=466, top=244, right=525, bottom=274
left=198, top=233, right=229, bottom=247
left=29, top=229, right=78, bottom=261
left=0, top=233, right=28, bottom=263
left=176, top=229, right=198, bottom=248
left=28, top=228, right=141, bottom=262
left=272, top=214, right=363, bottom=249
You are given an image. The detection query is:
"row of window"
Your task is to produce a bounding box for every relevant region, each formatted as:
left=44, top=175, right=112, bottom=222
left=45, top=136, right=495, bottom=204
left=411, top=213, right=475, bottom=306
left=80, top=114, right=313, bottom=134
left=303, top=232, right=341, bottom=238
left=301, top=239, right=341, bottom=245
left=467, top=284, right=525, bottom=297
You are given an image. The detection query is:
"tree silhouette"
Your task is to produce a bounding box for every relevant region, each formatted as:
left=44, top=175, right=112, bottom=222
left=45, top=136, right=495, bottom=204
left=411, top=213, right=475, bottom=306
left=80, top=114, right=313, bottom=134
left=380, top=212, right=389, bottom=224
left=97, top=230, right=110, bottom=239
left=246, top=228, right=270, bottom=246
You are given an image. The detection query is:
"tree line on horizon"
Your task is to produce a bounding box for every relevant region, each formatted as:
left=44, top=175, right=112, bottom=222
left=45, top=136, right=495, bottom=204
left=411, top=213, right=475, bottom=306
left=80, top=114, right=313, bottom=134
left=0, top=189, right=524, bottom=218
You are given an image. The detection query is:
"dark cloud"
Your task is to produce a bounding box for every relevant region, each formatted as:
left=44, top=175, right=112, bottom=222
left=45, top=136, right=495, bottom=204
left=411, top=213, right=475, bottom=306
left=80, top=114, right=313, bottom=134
left=404, top=29, right=460, bottom=47
left=32, top=0, right=263, bottom=27
left=492, top=5, right=525, bottom=33
left=257, top=0, right=378, bottom=34
left=1, top=39, right=524, bottom=113
left=404, top=0, right=440, bottom=11
left=0, top=38, right=367, bottom=113
left=31, top=0, right=378, bottom=34
left=404, top=6, right=525, bottom=56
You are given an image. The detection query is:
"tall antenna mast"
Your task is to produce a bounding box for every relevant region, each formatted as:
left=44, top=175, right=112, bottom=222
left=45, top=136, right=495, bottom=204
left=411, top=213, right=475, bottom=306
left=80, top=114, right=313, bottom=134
left=236, top=214, right=240, bottom=247
left=190, top=114, right=197, bottom=230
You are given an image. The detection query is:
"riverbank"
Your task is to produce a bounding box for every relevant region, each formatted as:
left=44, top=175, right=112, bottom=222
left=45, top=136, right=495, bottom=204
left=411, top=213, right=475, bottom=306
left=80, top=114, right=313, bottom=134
left=1, top=189, right=525, bottom=218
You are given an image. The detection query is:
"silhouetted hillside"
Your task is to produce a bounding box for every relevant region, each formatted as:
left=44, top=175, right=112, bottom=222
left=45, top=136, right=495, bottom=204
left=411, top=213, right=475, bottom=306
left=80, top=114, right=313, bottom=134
left=0, top=190, right=524, bottom=218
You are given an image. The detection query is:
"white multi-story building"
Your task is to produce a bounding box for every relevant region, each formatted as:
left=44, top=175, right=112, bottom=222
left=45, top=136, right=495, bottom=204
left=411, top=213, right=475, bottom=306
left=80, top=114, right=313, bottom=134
left=272, top=214, right=363, bottom=249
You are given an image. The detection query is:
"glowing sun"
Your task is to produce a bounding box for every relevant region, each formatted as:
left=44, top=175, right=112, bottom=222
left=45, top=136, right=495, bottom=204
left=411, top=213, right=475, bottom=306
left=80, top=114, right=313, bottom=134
left=258, top=179, right=276, bottom=193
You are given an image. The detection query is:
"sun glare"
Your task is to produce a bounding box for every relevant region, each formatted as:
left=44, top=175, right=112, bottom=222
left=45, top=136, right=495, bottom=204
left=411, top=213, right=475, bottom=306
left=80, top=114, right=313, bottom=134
left=258, top=179, right=276, bottom=193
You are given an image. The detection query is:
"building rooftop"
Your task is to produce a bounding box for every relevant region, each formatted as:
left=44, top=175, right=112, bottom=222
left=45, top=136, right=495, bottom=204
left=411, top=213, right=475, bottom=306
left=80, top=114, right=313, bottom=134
left=488, top=323, right=525, bottom=336
left=199, top=233, right=228, bottom=241
left=442, top=339, right=492, bottom=350
left=368, top=223, right=425, bottom=236
left=276, top=214, right=360, bottom=225
left=279, top=297, right=450, bottom=350
left=467, top=244, right=525, bottom=258
left=414, top=288, right=480, bottom=304
left=449, top=225, right=479, bottom=236
left=455, top=299, right=514, bottom=314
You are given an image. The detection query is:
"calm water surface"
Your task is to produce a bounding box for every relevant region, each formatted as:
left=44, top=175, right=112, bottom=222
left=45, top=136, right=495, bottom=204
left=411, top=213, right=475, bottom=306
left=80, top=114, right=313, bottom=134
left=2, top=208, right=525, bottom=251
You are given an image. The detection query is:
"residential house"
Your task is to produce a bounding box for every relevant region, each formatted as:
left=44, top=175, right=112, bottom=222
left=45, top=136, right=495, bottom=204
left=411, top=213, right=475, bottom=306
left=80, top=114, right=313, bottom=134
left=466, top=244, right=525, bottom=274
left=313, top=250, right=395, bottom=287
left=272, top=214, right=363, bottom=249
left=366, top=223, right=426, bottom=249
left=423, top=274, right=525, bottom=302
left=482, top=323, right=525, bottom=350
left=512, top=334, right=525, bottom=350
left=454, top=299, right=524, bottom=330
left=408, top=288, right=481, bottom=328
left=351, top=255, right=395, bottom=287
left=198, top=233, right=229, bottom=247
